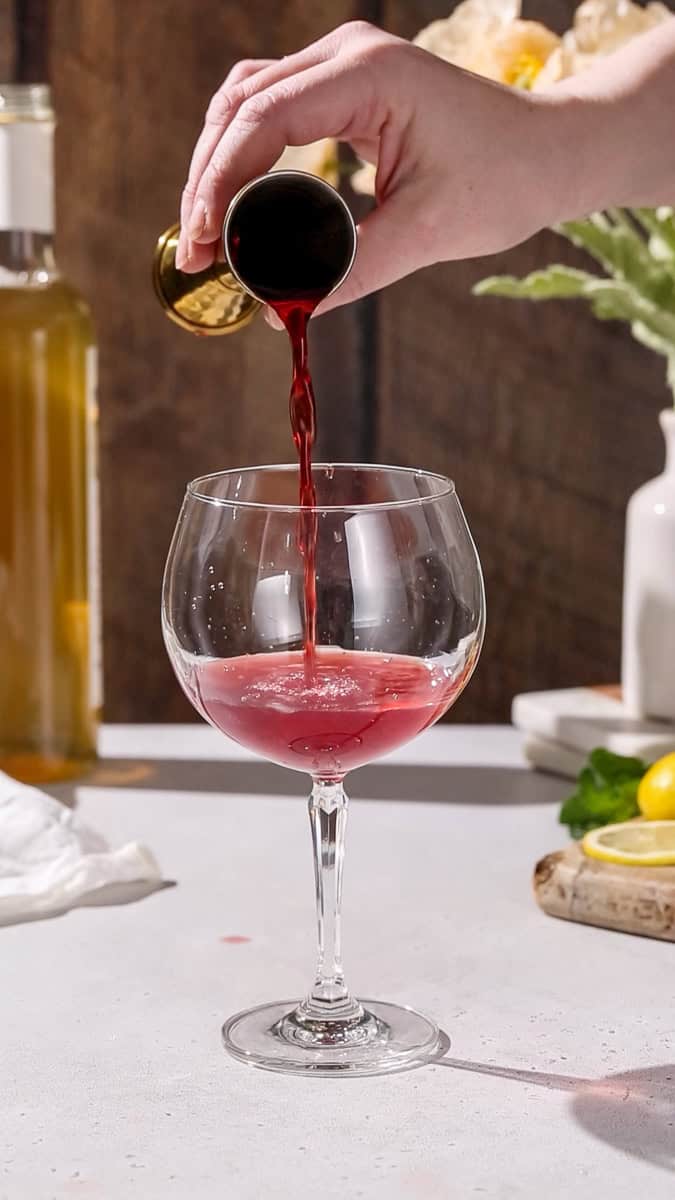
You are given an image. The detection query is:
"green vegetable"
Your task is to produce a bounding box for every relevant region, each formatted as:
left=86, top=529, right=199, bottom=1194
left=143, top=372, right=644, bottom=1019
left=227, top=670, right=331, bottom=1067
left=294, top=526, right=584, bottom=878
left=474, top=208, right=675, bottom=400
left=559, top=748, right=647, bottom=838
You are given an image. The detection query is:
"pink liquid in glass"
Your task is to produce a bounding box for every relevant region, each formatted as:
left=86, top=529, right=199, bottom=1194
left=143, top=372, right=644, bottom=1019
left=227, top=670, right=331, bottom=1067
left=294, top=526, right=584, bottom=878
left=187, top=647, right=468, bottom=777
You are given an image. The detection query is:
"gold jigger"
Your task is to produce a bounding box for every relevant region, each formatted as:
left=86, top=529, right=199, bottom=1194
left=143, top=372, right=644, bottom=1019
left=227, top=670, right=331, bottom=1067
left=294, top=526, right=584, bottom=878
left=154, top=172, right=356, bottom=335
left=152, top=223, right=262, bottom=336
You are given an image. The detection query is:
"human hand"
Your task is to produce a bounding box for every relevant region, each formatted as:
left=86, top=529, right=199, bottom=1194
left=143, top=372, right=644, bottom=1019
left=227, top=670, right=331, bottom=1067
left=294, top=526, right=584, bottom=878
left=176, top=21, right=575, bottom=312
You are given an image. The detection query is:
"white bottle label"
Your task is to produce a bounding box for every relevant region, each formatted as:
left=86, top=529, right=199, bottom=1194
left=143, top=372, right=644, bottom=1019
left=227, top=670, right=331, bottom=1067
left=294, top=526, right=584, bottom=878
left=86, top=347, right=104, bottom=711
left=0, top=120, right=55, bottom=233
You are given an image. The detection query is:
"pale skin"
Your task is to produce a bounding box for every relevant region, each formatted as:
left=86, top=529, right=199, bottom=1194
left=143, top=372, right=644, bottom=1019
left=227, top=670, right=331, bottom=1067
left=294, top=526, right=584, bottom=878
left=176, top=18, right=675, bottom=317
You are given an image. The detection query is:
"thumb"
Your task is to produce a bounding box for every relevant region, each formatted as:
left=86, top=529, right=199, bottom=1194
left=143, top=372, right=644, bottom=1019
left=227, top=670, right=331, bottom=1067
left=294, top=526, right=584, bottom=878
left=317, top=186, right=435, bottom=315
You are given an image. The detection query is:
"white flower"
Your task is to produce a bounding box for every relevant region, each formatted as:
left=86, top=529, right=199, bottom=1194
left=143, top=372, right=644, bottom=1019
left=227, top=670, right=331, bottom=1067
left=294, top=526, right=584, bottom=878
left=534, top=0, right=671, bottom=87
left=350, top=162, right=377, bottom=196
left=414, top=0, right=560, bottom=87
left=352, top=0, right=560, bottom=195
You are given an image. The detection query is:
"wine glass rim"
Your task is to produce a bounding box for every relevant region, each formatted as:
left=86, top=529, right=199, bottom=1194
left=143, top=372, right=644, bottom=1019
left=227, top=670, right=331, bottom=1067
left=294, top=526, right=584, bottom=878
left=186, top=462, right=456, bottom=513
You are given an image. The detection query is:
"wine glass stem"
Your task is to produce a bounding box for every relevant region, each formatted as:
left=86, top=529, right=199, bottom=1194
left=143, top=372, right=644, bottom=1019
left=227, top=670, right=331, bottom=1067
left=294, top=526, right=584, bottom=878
left=300, top=778, right=362, bottom=1024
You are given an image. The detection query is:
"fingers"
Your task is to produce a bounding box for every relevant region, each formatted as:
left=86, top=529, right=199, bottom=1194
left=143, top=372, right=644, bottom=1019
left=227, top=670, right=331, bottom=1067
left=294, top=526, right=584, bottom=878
left=176, top=59, right=276, bottom=268
left=262, top=185, right=433, bottom=331
left=183, top=57, right=276, bottom=213
left=264, top=305, right=284, bottom=331
left=188, top=59, right=378, bottom=251
left=316, top=184, right=434, bottom=314
left=177, top=22, right=390, bottom=272
left=176, top=30, right=347, bottom=269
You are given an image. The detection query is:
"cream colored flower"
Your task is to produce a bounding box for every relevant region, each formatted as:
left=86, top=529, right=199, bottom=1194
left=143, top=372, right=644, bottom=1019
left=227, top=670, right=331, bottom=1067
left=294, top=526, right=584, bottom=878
left=352, top=0, right=560, bottom=194
left=534, top=0, right=671, bottom=87
left=349, top=0, right=673, bottom=197
left=272, top=139, right=339, bottom=187
left=414, top=0, right=520, bottom=68
left=350, top=161, right=377, bottom=196
left=414, top=0, right=559, bottom=86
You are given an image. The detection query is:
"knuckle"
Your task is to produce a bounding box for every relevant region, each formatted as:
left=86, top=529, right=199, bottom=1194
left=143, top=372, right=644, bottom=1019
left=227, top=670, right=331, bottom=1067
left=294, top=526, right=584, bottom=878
left=359, top=38, right=399, bottom=69
left=338, top=19, right=377, bottom=41
left=226, top=58, right=259, bottom=84
left=333, top=20, right=394, bottom=66
left=205, top=86, right=239, bottom=126
left=236, top=89, right=279, bottom=128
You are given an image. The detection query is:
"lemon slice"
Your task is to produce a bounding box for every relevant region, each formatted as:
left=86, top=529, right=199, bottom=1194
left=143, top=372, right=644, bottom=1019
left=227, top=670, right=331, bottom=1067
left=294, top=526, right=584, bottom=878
left=582, top=820, right=675, bottom=866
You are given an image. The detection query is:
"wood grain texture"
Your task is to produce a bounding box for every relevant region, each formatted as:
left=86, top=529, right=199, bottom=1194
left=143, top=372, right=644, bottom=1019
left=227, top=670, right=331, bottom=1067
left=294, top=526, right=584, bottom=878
left=18, top=0, right=675, bottom=723
left=378, top=0, right=675, bottom=722
left=48, top=0, right=364, bottom=720
left=0, top=2, right=17, bottom=81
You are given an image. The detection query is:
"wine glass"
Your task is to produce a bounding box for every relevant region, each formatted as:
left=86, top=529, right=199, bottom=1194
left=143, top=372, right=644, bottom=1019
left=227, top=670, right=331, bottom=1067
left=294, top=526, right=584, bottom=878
left=162, top=463, right=485, bottom=1076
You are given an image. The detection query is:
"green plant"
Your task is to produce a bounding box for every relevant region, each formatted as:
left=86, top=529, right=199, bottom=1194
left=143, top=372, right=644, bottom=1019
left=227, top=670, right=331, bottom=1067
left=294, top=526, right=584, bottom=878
left=559, top=747, right=646, bottom=838
left=474, top=207, right=675, bottom=399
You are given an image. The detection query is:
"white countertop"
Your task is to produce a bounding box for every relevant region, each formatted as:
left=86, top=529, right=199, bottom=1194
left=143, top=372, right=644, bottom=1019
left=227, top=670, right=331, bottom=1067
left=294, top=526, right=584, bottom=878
left=3, top=725, right=673, bottom=1198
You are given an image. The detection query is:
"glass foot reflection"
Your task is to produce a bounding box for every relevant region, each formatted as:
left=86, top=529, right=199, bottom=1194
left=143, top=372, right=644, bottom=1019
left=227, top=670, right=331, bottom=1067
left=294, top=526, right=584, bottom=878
left=222, top=999, right=440, bottom=1076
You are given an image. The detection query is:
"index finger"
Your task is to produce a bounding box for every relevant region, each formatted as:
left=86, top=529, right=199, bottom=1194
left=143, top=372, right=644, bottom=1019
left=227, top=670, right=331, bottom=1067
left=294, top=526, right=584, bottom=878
left=189, top=58, right=378, bottom=246
left=180, top=58, right=277, bottom=232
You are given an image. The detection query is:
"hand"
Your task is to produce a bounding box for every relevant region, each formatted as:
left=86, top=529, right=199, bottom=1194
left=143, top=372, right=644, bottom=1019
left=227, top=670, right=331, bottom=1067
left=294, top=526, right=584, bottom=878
left=175, top=21, right=575, bottom=312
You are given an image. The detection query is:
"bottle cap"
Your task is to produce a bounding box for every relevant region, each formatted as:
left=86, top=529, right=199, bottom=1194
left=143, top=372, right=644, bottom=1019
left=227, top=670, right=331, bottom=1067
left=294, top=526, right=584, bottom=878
left=0, top=84, right=53, bottom=122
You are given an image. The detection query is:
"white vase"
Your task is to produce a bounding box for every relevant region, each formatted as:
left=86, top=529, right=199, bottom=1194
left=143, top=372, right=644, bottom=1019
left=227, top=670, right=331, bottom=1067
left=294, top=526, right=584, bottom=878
left=622, top=408, right=675, bottom=721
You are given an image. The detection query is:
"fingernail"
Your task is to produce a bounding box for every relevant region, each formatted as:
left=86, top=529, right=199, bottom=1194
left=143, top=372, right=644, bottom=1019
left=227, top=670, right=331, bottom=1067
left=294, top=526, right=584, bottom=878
left=175, top=243, right=188, bottom=270
left=264, top=306, right=284, bottom=332
left=188, top=199, right=207, bottom=241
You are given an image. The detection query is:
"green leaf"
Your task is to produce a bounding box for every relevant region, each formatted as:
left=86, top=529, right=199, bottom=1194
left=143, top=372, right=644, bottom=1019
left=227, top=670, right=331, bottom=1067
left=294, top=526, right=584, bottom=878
left=476, top=271, right=675, bottom=360
left=631, top=320, right=675, bottom=361
left=560, top=215, right=650, bottom=286
left=559, top=748, right=646, bottom=837
left=634, top=207, right=675, bottom=260
left=585, top=280, right=675, bottom=349
left=588, top=747, right=645, bottom=785
left=474, top=209, right=675, bottom=389
left=558, top=214, right=675, bottom=312
left=473, top=266, right=598, bottom=300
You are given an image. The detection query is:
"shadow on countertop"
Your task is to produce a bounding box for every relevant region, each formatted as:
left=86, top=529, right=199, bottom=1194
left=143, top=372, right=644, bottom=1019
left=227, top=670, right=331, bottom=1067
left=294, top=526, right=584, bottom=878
left=434, top=1040, right=675, bottom=1174
left=44, top=758, right=568, bottom=808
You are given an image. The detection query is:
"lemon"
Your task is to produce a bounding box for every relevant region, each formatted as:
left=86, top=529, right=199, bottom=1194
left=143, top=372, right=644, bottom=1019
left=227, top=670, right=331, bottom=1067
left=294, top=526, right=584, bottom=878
left=637, top=753, right=675, bottom=820
left=582, top=820, right=675, bottom=866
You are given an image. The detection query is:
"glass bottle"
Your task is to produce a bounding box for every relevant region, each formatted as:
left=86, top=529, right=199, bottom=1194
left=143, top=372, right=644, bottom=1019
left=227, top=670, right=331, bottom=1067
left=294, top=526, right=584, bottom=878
left=0, top=84, right=100, bottom=783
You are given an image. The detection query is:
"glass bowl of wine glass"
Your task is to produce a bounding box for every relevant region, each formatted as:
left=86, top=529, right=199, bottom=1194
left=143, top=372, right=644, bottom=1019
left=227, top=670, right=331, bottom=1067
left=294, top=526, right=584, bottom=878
left=162, top=462, right=485, bottom=1076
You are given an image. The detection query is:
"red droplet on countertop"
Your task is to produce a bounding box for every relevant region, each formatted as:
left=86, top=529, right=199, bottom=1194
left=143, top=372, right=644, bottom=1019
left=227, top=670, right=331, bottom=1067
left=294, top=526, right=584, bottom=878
left=220, top=935, right=251, bottom=944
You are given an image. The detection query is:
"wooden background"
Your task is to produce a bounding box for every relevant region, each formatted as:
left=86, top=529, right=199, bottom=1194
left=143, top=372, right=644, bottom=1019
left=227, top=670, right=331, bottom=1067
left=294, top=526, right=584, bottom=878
left=6, top=0, right=674, bottom=722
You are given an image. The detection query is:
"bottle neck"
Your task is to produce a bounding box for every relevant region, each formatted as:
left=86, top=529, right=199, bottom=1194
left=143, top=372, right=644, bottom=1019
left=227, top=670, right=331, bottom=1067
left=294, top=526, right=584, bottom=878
left=0, top=112, right=56, bottom=285
left=0, top=230, right=57, bottom=284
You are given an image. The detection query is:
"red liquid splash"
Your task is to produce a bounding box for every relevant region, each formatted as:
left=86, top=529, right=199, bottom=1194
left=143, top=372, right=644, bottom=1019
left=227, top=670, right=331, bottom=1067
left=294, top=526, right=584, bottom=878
left=190, top=648, right=467, bottom=778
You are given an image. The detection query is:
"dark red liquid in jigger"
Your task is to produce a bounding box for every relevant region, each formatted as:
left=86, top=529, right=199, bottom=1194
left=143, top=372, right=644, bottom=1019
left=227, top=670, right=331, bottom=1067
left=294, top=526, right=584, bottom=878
left=226, top=174, right=355, bottom=662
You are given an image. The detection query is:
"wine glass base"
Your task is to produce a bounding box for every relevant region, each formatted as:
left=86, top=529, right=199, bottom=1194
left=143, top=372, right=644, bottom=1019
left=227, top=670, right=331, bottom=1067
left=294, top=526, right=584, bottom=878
left=222, top=999, right=441, bottom=1077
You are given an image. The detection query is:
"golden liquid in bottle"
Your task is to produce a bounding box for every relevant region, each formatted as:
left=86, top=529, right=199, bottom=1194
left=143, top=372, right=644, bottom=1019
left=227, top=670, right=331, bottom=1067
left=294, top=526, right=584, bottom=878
left=0, top=279, right=99, bottom=783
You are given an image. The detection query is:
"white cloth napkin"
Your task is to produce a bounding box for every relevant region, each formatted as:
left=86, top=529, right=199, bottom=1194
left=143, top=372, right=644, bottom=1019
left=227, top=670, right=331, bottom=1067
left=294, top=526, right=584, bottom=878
left=0, top=771, right=162, bottom=925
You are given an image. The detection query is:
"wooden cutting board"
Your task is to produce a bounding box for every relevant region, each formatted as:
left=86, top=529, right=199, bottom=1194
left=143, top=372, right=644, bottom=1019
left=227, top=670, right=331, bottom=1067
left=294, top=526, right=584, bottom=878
left=534, top=844, right=675, bottom=942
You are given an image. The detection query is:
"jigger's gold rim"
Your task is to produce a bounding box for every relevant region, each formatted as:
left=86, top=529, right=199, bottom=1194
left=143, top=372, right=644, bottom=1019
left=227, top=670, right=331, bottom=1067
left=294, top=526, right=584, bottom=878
left=152, top=222, right=261, bottom=336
